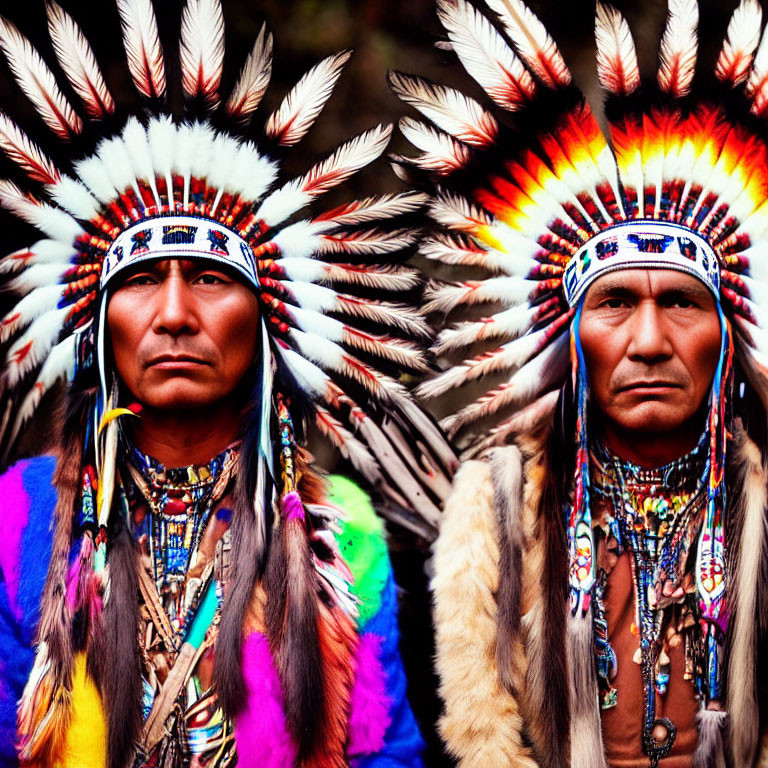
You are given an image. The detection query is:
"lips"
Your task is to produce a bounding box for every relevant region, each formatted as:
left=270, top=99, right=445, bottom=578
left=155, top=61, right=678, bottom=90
left=617, top=381, right=681, bottom=393
left=146, top=354, right=209, bottom=367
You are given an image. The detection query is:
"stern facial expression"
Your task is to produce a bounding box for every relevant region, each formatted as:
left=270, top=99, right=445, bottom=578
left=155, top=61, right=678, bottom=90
left=107, top=259, right=260, bottom=411
left=578, top=269, right=722, bottom=438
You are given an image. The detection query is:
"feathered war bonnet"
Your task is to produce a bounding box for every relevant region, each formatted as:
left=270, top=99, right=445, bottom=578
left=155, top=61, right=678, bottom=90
left=0, top=1, right=455, bottom=764
left=393, top=0, right=768, bottom=755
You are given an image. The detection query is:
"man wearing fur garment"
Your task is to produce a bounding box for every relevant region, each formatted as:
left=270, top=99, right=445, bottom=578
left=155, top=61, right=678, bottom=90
left=0, top=1, right=457, bottom=766
left=390, top=0, right=768, bottom=766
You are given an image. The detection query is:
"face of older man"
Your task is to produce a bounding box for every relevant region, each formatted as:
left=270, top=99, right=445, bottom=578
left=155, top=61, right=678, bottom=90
left=107, top=258, right=261, bottom=411
left=578, top=269, right=722, bottom=456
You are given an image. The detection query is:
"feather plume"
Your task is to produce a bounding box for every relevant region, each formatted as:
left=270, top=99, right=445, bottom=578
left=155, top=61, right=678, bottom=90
left=289, top=305, right=427, bottom=370
left=423, top=276, right=537, bottom=314
left=8, top=334, right=75, bottom=446
left=0, top=283, right=64, bottom=342
left=433, top=302, right=539, bottom=355
left=747, top=21, right=768, bottom=116
left=46, top=1, right=115, bottom=118
left=440, top=333, right=568, bottom=437
left=438, top=0, right=535, bottom=111
left=275, top=258, right=419, bottom=291
left=429, top=192, right=491, bottom=232
left=116, top=0, right=166, bottom=99
left=420, top=321, right=567, bottom=399
left=0, top=240, right=73, bottom=275
left=265, top=51, right=351, bottom=146
left=398, top=117, right=471, bottom=174
left=5, top=306, right=68, bottom=387
left=289, top=329, right=407, bottom=402
left=0, top=179, right=40, bottom=221
left=333, top=295, right=431, bottom=338
left=716, top=0, right=762, bottom=86
left=595, top=3, right=640, bottom=96
left=296, top=124, right=392, bottom=196
left=464, top=390, right=559, bottom=457
left=0, top=16, right=82, bottom=138
left=657, top=0, right=699, bottom=97
left=48, top=174, right=100, bottom=220
left=0, top=186, right=82, bottom=243
left=315, top=191, right=427, bottom=227
left=420, top=234, right=493, bottom=269
left=180, top=0, right=225, bottom=107
left=388, top=71, right=497, bottom=147
left=483, top=0, right=571, bottom=88
left=226, top=23, right=272, bottom=119
left=0, top=112, right=60, bottom=185
left=318, top=228, right=415, bottom=256
left=315, top=405, right=382, bottom=482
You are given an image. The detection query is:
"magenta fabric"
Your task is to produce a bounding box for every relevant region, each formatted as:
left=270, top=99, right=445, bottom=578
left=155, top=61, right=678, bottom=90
left=234, top=632, right=298, bottom=767
left=348, top=632, right=392, bottom=756
left=0, top=463, right=30, bottom=622
left=281, top=490, right=305, bottom=521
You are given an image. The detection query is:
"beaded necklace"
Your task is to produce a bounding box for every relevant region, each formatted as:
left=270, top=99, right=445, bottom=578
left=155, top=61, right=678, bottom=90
left=591, top=435, right=708, bottom=767
left=125, top=443, right=239, bottom=630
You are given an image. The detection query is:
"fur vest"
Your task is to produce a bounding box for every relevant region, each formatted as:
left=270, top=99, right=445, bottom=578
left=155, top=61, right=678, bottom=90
left=432, top=427, right=768, bottom=768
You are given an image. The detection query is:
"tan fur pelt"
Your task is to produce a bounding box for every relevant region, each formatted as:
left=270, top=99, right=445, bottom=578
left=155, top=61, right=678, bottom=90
left=433, top=429, right=768, bottom=767
left=727, top=435, right=768, bottom=767
left=432, top=459, right=537, bottom=767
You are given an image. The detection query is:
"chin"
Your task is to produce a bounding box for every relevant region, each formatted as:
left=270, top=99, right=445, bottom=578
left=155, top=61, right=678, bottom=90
left=609, top=402, right=701, bottom=435
left=134, top=383, right=225, bottom=411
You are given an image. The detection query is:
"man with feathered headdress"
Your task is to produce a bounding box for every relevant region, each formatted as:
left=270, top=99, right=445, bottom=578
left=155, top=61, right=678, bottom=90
left=393, top=0, right=768, bottom=766
left=0, top=1, right=455, bottom=765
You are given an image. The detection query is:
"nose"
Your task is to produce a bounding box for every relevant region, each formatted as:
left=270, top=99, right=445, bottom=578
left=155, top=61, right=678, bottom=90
left=625, top=300, right=673, bottom=362
left=150, top=272, right=199, bottom=336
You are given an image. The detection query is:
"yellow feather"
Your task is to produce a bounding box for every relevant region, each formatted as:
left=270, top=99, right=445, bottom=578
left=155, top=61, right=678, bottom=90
left=57, top=653, right=106, bottom=768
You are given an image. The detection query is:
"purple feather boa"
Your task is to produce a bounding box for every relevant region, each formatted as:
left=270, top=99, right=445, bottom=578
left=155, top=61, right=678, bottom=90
left=235, top=630, right=391, bottom=764
left=235, top=632, right=297, bottom=767
left=348, top=632, right=392, bottom=755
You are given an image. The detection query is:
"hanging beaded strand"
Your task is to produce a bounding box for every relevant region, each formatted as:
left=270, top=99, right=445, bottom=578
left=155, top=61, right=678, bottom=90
left=695, top=307, right=733, bottom=702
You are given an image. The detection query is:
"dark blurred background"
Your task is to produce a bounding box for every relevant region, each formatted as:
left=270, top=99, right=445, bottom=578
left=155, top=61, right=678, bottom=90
left=0, top=0, right=755, bottom=764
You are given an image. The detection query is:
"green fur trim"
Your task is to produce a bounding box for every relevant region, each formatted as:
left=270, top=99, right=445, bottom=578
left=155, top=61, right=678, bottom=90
left=326, top=475, right=388, bottom=628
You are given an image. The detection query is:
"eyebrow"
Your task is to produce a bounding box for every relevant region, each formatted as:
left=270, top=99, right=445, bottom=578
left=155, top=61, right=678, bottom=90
left=586, top=279, right=712, bottom=303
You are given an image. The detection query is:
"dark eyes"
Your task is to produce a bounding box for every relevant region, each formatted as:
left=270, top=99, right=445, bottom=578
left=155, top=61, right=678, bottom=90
left=597, top=297, right=698, bottom=310
left=122, top=271, right=229, bottom=287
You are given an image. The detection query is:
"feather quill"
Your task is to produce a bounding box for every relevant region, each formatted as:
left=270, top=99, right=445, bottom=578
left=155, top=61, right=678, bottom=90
left=116, top=0, right=166, bottom=99
left=437, top=0, right=535, bottom=111
left=46, top=1, right=115, bottom=118
left=657, top=0, right=699, bottom=97
left=747, top=19, right=768, bottom=116
left=595, top=2, right=640, bottom=96
left=398, top=117, right=471, bottom=174
left=716, top=0, right=762, bottom=86
left=0, top=112, right=60, bottom=185
left=7, top=334, right=76, bottom=447
left=315, top=191, right=427, bottom=227
left=180, top=0, right=225, bottom=107
left=483, top=0, right=571, bottom=88
left=388, top=71, right=497, bottom=147
left=226, top=24, right=273, bottom=119
left=265, top=51, right=351, bottom=146
left=0, top=16, right=82, bottom=138
left=315, top=406, right=382, bottom=482
left=296, top=124, right=392, bottom=196
left=440, top=333, right=568, bottom=437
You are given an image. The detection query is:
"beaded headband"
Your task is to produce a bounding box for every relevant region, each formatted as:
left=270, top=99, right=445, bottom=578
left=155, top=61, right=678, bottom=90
left=563, top=221, right=721, bottom=305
